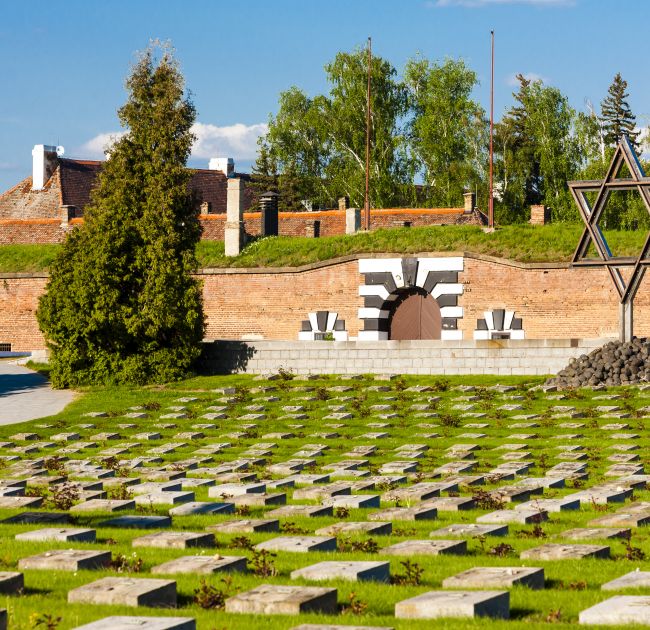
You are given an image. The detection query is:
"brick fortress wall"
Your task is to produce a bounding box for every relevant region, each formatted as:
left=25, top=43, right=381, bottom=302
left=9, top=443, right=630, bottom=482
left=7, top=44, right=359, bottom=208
left=3, top=253, right=648, bottom=352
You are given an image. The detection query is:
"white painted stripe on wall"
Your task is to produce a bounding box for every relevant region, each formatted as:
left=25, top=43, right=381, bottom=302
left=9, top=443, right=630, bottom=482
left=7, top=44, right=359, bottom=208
left=431, top=283, right=463, bottom=299
left=510, top=330, right=525, bottom=340
left=326, top=312, right=337, bottom=332
left=484, top=311, right=494, bottom=330
left=473, top=330, right=491, bottom=340
left=441, top=329, right=463, bottom=340
left=298, top=331, right=315, bottom=341
left=440, top=306, right=463, bottom=319
left=358, top=308, right=390, bottom=319
left=358, top=330, right=389, bottom=341
left=308, top=312, right=319, bottom=332
left=359, top=285, right=390, bottom=300
left=504, top=310, right=514, bottom=331
left=359, top=258, right=403, bottom=274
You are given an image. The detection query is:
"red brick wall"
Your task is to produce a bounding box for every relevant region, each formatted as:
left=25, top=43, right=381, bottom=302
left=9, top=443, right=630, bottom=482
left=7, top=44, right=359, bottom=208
left=0, top=209, right=475, bottom=244
left=4, top=254, right=648, bottom=352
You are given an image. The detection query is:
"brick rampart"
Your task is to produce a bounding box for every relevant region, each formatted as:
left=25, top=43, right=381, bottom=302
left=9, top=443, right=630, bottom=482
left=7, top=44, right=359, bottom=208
left=1, top=252, right=646, bottom=352
left=0, top=208, right=475, bottom=244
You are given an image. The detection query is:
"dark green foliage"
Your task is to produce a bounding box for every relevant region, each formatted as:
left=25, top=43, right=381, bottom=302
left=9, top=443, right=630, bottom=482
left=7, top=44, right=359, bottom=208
left=601, top=73, right=639, bottom=148
left=37, top=44, right=204, bottom=387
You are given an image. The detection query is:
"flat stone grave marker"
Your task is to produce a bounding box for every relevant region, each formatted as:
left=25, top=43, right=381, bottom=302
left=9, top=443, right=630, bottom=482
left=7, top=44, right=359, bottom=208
left=602, top=571, right=650, bottom=590
left=579, top=595, right=650, bottom=625
left=382, top=539, right=466, bottom=556
left=323, top=495, right=380, bottom=509
left=19, top=550, right=111, bottom=571
left=589, top=512, right=650, bottom=528
left=2, top=511, right=68, bottom=524
left=225, top=584, right=338, bottom=615
left=560, top=527, right=630, bottom=540
left=168, top=501, right=234, bottom=516
left=208, top=519, right=279, bottom=533
left=71, top=617, right=196, bottom=630
left=430, top=523, right=508, bottom=537
left=68, top=577, right=177, bottom=608
left=71, top=499, right=135, bottom=513
left=255, top=536, right=337, bottom=553
left=134, top=491, right=194, bottom=505
left=132, top=531, right=214, bottom=549
left=395, top=590, right=509, bottom=620
left=421, top=497, right=475, bottom=511
left=291, top=560, right=390, bottom=583
left=267, top=505, right=333, bottom=518
left=442, top=567, right=544, bottom=590
left=16, top=528, right=96, bottom=542
left=520, top=543, right=610, bottom=560
left=368, top=507, right=437, bottom=521
left=289, top=625, right=393, bottom=630
left=316, top=522, right=392, bottom=536
left=100, top=516, right=172, bottom=529
left=516, top=498, right=579, bottom=512
left=477, top=509, right=548, bottom=524
left=0, top=572, right=23, bottom=594
left=151, top=555, right=247, bottom=575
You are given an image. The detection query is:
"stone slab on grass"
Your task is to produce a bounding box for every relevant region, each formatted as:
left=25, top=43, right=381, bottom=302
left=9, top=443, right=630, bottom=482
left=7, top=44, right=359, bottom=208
left=267, top=505, right=333, bottom=518
left=256, top=536, right=337, bottom=554
left=602, top=571, right=650, bottom=591
left=430, top=523, right=508, bottom=537
left=68, top=577, right=177, bottom=608
left=70, top=499, right=135, bottom=513
left=316, top=522, right=392, bottom=536
left=151, top=555, right=247, bottom=575
left=395, top=590, right=509, bottom=620
left=291, top=561, right=390, bottom=583
left=208, top=519, right=279, bottom=534
left=100, top=515, right=172, bottom=529
left=561, top=527, right=631, bottom=541
left=368, top=507, right=437, bottom=521
left=132, top=531, right=215, bottom=549
left=382, top=540, right=466, bottom=556
left=225, top=584, right=338, bottom=615
left=16, top=528, right=96, bottom=543
left=168, top=501, right=234, bottom=516
left=521, top=543, right=610, bottom=560
left=72, top=617, right=195, bottom=630
left=477, top=509, right=548, bottom=525
left=3, top=511, right=68, bottom=524
left=579, top=596, right=650, bottom=625
left=0, top=572, right=23, bottom=594
left=19, top=550, right=111, bottom=571
left=323, top=495, right=380, bottom=509
left=290, top=625, right=393, bottom=630
left=442, top=566, right=544, bottom=590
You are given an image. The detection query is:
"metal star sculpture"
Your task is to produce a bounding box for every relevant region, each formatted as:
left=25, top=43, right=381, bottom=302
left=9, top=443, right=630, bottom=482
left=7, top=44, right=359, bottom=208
left=570, top=134, right=650, bottom=305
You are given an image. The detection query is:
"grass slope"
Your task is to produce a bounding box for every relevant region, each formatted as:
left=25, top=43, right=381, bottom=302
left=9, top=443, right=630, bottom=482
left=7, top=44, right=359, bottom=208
left=1, top=225, right=646, bottom=272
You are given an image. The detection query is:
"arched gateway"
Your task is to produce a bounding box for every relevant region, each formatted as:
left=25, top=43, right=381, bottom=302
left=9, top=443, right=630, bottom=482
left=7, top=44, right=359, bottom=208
left=358, top=257, right=464, bottom=341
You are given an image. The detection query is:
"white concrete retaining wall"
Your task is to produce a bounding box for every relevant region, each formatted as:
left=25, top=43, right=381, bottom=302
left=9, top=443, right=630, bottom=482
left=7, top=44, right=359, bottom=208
left=203, top=338, right=611, bottom=376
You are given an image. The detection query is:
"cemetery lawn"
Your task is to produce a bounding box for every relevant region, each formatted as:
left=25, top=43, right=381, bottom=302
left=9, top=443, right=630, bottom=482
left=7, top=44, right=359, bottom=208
left=1, top=224, right=647, bottom=272
left=0, top=372, right=649, bottom=629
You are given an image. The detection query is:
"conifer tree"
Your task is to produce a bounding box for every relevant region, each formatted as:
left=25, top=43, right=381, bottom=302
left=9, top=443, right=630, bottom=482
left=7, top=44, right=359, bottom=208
left=600, top=73, right=639, bottom=147
left=249, top=140, right=279, bottom=207
left=37, top=44, right=204, bottom=387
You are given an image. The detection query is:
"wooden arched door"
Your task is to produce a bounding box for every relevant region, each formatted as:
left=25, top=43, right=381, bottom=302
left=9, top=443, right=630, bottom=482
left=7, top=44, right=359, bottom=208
left=389, top=289, right=442, bottom=340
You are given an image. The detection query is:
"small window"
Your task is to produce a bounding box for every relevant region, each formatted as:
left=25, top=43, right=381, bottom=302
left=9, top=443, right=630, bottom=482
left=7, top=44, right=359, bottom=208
left=0, top=343, right=11, bottom=352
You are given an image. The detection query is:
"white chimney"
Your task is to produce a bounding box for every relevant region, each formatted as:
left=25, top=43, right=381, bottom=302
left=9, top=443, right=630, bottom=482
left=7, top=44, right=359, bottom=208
left=208, top=157, right=234, bottom=177
left=32, top=144, right=63, bottom=191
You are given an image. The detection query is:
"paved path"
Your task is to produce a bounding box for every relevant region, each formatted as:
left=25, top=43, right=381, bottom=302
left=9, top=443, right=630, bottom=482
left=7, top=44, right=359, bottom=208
left=0, top=362, right=76, bottom=425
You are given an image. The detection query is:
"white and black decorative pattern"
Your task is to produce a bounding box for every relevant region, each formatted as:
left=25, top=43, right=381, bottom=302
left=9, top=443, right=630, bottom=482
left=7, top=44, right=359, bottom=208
left=358, top=257, right=464, bottom=340
left=474, top=309, right=524, bottom=340
left=298, top=311, right=348, bottom=341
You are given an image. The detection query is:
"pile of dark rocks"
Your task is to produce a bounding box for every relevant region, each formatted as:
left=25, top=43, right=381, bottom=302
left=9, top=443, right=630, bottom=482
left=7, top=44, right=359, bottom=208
left=548, top=338, right=650, bottom=388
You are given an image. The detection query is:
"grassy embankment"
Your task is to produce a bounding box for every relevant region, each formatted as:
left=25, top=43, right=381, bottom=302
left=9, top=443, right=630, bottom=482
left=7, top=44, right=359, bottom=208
left=0, top=224, right=646, bottom=273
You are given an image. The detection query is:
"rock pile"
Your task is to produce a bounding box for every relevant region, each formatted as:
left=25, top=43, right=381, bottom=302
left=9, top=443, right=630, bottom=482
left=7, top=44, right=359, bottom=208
left=548, top=338, right=650, bottom=388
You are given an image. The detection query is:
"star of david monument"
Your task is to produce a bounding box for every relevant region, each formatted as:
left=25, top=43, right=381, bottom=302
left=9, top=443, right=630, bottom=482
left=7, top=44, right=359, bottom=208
left=569, top=134, right=650, bottom=341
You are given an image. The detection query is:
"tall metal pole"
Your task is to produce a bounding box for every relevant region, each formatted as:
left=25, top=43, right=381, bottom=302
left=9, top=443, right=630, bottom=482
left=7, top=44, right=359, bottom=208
left=364, top=36, right=372, bottom=231
left=488, top=30, right=495, bottom=229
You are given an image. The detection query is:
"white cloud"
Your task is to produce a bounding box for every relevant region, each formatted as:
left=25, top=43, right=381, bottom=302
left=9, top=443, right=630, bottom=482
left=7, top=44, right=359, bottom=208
left=507, top=72, right=549, bottom=86
left=191, top=122, right=268, bottom=160
left=429, top=0, right=574, bottom=7
left=79, top=131, right=126, bottom=159
left=79, top=121, right=268, bottom=163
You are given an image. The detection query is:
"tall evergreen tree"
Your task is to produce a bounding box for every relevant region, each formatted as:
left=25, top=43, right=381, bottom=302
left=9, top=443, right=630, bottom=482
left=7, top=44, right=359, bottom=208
left=600, top=73, right=639, bottom=147
left=37, top=44, right=204, bottom=387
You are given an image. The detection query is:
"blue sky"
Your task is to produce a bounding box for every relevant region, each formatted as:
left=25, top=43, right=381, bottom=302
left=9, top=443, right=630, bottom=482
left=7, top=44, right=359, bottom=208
left=1, top=0, right=649, bottom=192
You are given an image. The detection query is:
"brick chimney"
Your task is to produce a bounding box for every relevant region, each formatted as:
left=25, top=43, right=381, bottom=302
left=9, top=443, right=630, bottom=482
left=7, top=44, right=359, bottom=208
left=32, top=145, right=61, bottom=191
left=463, top=191, right=475, bottom=214
left=530, top=205, right=551, bottom=225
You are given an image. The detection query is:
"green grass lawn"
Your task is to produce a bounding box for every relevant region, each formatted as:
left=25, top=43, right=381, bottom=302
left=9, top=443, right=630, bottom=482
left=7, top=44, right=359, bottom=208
left=0, top=372, right=649, bottom=628
left=1, top=224, right=647, bottom=272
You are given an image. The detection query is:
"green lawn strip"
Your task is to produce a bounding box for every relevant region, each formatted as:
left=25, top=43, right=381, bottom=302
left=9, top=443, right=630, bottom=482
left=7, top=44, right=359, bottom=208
left=2, top=225, right=648, bottom=272
left=0, top=374, right=649, bottom=628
